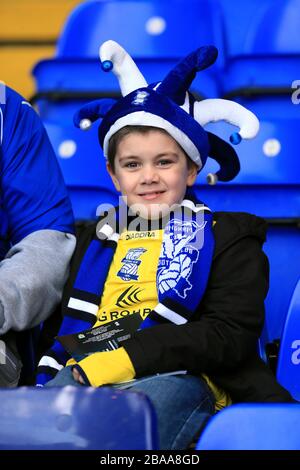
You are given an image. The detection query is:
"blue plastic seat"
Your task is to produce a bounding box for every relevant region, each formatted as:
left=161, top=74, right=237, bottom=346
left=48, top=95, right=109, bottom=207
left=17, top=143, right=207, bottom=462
left=249, top=0, right=300, bottom=56
left=194, top=130, right=300, bottom=362
left=192, top=185, right=300, bottom=365
left=32, top=55, right=220, bottom=101
left=56, top=0, right=225, bottom=62
left=220, top=0, right=300, bottom=93
left=196, top=403, right=300, bottom=450
left=0, top=386, right=158, bottom=450
left=31, top=0, right=225, bottom=100
left=276, top=279, right=300, bottom=401
left=32, top=0, right=224, bottom=101
left=222, top=0, right=300, bottom=57
left=263, top=227, right=300, bottom=348
left=43, top=120, right=118, bottom=220
left=195, top=97, right=300, bottom=216
left=217, top=0, right=273, bottom=58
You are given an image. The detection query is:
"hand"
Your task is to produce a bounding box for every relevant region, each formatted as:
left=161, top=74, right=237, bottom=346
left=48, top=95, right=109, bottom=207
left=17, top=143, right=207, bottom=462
left=72, top=367, right=86, bottom=384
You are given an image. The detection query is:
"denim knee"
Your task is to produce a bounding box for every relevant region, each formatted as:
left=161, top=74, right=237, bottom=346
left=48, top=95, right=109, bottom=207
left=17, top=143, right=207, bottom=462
left=128, top=374, right=215, bottom=450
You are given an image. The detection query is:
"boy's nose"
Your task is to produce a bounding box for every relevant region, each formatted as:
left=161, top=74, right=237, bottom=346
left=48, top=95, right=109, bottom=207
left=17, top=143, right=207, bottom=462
left=140, top=166, right=159, bottom=184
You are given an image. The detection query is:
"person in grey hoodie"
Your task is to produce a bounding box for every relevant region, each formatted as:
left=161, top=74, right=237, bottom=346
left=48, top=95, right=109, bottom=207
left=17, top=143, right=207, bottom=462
left=0, top=84, right=76, bottom=386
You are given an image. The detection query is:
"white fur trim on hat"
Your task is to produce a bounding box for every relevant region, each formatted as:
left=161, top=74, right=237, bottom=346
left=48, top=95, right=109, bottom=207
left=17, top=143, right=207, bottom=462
left=103, top=111, right=202, bottom=168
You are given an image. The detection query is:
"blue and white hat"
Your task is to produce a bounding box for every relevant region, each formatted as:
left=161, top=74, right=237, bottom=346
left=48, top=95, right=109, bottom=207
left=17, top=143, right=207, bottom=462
left=74, top=40, right=259, bottom=184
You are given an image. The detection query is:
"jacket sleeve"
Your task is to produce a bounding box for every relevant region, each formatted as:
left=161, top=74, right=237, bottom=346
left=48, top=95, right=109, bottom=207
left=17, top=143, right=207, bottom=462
left=1, top=89, right=75, bottom=244
left=122, top=236, right=268, bottom=377
left=0, top=230, right=76, bottom=334
left=0, top=88, right=76, bottom=332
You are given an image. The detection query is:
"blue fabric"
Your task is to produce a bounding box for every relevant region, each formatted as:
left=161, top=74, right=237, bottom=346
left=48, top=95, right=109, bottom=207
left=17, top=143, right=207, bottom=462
left=73, top=98, right=117, bottom=125
left=157, top=46, right=218, bottom=105
left=0, top=86, right=74, bottom=257
left=46, top=367, right=215, bottom=450
left=74, top=240, right=115, bottom=294
left=156, top=210, right=215, bottom=314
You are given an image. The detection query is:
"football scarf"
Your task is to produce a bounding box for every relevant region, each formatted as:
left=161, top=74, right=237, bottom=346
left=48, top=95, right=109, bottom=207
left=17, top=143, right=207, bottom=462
left=37, top=194, right=215, bottom=385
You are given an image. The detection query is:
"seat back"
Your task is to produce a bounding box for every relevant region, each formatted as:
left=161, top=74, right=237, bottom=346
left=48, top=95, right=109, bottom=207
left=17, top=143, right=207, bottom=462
left=220, top=0, right=300, bottom=95
left=0, top=386, right=158, bottom=450
left=32, top=55, right=220, bottom=101
left=218, top=0, right=273, bottom=57
left=193, top=183, right=300, bottom=353
left=276, top=279, right=300, bottom=401
left=196, top=403, right=300, bottom=450
left=44, top=120, right=118, bottom=220
left=250, top=0, right=300, bottom=55
left=56, top=0, right=225, bottom=63
left=219, top=0, right=300, bottom=58
left=263, top=225, right=300, bottom=346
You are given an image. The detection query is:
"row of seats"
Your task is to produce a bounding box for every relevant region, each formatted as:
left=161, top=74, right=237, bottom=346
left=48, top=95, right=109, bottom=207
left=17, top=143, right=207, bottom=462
left=0, top=387, right=300, bottom=449
left=31, top=0, right=300, bottom=212
left=196, top=403, right=300, bottom=450
left=0, top=386, right=158, bottom=450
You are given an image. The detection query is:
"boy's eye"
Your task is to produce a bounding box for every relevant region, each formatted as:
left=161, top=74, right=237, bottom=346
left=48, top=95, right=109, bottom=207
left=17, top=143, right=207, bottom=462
left=124, top=161, right=139, bottom=168
left=158, top=159, right=173, bottom=166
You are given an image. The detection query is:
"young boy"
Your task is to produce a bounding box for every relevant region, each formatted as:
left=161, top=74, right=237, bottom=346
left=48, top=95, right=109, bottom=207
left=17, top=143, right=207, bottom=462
left=37, top=41, right=293, bottom=450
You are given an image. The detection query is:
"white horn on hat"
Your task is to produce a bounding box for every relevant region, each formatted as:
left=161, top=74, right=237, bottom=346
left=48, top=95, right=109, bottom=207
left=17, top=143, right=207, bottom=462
left=99, top=40, right=148, bottom=97
left=194, top=98, right=259, bottom=140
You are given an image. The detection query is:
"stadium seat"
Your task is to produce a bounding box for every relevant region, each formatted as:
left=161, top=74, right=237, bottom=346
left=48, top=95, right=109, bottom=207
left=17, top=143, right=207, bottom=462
left=0, top=386, right=158, bottom=450
left=249, top=0, right=300, bottom=55
left=276, top=279, right=300, bottom=401
left=32, top=55, right=219, bottom=102
left=220, top=0, right=300, bottom=92
left=217, top=0, right=273, bottom=58
left=193, top=91, right=300, bottom=354
left=43, top=120, right=118, bottom=220
left=263, top=225, right=300, bottom=348
left=56, top=0, right=225, bottom=62
left=196, top=403, right=300, bottom=450
left=194, top=0, right=300, bottom=361
left=191, top=188, right=300, bottom=368
left=31, top=0, right=224, bottom=102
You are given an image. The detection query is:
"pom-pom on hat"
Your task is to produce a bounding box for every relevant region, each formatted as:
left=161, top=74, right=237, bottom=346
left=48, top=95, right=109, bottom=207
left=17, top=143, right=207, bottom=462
left=74, top=40, right=259, bottom=184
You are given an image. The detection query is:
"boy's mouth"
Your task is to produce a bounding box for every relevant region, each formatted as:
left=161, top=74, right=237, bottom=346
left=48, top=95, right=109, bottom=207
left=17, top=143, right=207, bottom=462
left=138, top=191, right=165, bottom=200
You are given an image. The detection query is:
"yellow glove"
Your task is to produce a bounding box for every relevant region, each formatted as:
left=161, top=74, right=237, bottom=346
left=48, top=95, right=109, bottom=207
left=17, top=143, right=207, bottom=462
left=73, top=347, right=135, bottom=387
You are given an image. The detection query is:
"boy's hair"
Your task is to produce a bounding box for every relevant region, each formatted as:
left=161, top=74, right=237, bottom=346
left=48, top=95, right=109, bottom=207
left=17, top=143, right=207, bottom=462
left=107, top=125, right=195, bottom=173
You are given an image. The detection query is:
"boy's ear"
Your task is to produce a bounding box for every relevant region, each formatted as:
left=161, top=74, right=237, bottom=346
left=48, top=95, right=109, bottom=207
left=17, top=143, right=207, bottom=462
left=106, top=162, right=121, bottom=192
left=187, top=162, right=198, bottom=187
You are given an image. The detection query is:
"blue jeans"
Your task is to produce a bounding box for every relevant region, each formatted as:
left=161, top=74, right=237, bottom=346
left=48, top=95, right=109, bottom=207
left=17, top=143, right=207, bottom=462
left=46, top=367, right=215, bottom=450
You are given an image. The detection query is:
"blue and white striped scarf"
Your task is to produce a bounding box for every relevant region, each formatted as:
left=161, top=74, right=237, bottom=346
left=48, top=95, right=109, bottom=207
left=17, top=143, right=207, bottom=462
left=36, top=195, right=215, bottom=385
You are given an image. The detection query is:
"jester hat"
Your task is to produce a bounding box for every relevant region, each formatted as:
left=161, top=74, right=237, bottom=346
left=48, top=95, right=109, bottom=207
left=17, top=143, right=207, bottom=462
left=74, top=40, right=259, bottom=184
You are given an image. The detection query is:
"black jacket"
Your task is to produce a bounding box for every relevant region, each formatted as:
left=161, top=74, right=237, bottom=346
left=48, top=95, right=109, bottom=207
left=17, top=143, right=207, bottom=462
left=40, top=212, right=293, bottom=402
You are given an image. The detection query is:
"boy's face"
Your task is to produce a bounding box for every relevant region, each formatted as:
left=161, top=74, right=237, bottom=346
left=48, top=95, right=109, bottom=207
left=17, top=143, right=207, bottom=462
left=107, top=129, right=198, bottom=219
